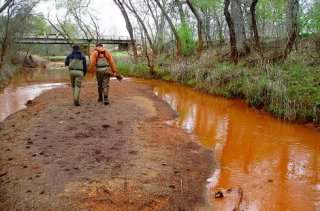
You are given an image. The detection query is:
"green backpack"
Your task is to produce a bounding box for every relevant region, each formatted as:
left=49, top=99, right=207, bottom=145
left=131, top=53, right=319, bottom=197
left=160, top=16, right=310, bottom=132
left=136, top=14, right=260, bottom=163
left=96, top=50, right=109, bottom=69
left=69, top=58, right=83, bottom=70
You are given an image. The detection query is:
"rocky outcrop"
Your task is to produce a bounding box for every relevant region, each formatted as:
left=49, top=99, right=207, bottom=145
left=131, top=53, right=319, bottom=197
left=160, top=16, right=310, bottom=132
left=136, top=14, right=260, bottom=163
left=11, top=52, right=48, bottom=68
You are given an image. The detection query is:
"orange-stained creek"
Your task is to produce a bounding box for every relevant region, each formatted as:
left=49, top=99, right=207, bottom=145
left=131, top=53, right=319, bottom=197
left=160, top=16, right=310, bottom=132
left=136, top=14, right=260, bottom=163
left=139, top=80, right=320, bottom=210
left=1, top=65, right=319, bottom=210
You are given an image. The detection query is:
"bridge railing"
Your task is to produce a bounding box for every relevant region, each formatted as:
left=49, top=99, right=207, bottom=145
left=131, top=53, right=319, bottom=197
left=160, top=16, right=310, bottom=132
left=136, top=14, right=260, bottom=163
left=21, top=33, right=131, bottom=41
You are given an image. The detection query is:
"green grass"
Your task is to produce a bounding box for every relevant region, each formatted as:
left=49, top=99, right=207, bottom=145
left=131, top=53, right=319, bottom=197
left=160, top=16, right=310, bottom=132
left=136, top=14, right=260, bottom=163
left=49, top=56, right=66, bottom=61
left=115, top=51, right=320, bottom=125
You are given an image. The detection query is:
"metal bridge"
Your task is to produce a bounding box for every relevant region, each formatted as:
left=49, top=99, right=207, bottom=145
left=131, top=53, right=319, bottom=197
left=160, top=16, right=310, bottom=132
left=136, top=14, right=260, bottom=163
left=17, top=34, right=133, bottom=50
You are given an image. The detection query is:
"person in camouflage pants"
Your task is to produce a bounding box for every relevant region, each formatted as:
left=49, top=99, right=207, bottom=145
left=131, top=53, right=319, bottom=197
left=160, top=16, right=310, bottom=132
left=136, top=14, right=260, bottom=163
left=65, top=44, right=87, bottom=106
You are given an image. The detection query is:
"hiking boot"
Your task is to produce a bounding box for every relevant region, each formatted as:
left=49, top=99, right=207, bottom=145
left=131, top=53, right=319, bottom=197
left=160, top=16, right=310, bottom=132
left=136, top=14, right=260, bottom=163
left=74, top=101, right=80, bottom=106
left=103, top=95, right=109, bottom=105
left=98, top=95, right=103, bottom=102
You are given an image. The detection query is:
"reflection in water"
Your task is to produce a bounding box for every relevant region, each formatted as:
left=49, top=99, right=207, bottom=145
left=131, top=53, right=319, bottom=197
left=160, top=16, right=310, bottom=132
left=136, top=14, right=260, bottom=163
left=0, top=83, right=64, bottom=121
left=0, top=65, right=70, bottom=121
left=140, top=80, right=320, bottom=210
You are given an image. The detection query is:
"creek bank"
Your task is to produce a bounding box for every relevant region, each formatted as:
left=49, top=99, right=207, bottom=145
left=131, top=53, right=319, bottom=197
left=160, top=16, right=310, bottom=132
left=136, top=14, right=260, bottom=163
left=117, top=53, right=320, bottom=129
left=0, top=80, right=215, bottom=210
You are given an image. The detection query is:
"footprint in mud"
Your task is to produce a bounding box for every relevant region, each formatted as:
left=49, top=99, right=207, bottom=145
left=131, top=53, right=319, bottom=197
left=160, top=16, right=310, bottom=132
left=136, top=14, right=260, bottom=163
left=95, top=155, right=107, bottom=163
left=128, top=150, right=138, bottom=155
left=66, top=126, right=76, bottom=131
left=113, top=164, right=122, bottom=170
left=0, top=171, right=7, bottom=177
left=74, top=132, right=92, bottom=138
left=169, top=185, right=176, bottom=189
left=102, top=124, right=111, bottom=129
left=94, top=150, right=101, bottom=155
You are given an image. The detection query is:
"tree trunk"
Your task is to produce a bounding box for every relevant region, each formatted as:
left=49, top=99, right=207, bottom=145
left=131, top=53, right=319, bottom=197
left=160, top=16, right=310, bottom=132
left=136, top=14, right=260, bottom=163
left=0, top=4, right=12, bottom=68
left=113, top=0, right=138, bottom=61
left=201, top=8, right=212, bottom=47
left=213, top=10, right=224, bottom=45
left=231, top=0, right=250, bottom=55
left=139, top=26, right=155, bottom=75
left=0, top=0, right=13, bottom=14
left=250, top=0, right=264, bottom=64
left=175, top=0, right=186, bottom=24
left=155, top=0, right=182, bottom=59
left=224, top=0, right=238, bottom=64
left=283, top=0, right=299, bottom=60
left=186, top=0, right=203, bottom=57
left=123, top=1, right=157, bottom=56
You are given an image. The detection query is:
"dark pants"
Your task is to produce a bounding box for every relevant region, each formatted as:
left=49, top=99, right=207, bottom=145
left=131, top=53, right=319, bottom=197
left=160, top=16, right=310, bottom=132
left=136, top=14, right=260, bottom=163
left=96, top=68, right=110, bottom=97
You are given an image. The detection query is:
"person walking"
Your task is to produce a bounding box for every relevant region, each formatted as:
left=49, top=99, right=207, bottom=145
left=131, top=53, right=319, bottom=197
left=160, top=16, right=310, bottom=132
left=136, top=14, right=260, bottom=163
left=65, top=44, right=87, bottom=106
left=89, top=43, right=118, bottom=105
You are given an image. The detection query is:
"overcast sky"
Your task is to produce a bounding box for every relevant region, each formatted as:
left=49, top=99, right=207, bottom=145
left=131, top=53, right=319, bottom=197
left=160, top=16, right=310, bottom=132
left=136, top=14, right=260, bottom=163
left=35, top=0, right=129, bottom=36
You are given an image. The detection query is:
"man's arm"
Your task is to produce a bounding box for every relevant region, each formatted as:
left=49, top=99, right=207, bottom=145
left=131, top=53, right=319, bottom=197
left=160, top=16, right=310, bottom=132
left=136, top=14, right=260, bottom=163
left=82, top=55, right=87, bottom=76
left=65, top=54, right=70, bottom=66
left=105, top=51, right=117, bottom=73
left=89, top=51, right=98, bottom=74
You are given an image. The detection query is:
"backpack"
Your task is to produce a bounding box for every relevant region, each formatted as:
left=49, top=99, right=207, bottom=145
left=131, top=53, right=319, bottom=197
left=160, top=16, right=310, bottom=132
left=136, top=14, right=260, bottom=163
left=68, top=55, right=83, bottom=71
left=96, top=50, right=109, bottom=69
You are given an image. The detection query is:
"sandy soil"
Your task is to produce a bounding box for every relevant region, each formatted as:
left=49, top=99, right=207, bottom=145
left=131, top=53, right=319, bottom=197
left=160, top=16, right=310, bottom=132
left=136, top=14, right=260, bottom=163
left=0, top=80, right=216, bottom=211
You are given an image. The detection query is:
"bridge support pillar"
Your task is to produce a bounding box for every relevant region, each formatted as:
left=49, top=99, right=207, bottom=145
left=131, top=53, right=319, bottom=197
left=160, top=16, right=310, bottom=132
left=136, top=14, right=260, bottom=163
left=118, top=43, right=129, bottom=51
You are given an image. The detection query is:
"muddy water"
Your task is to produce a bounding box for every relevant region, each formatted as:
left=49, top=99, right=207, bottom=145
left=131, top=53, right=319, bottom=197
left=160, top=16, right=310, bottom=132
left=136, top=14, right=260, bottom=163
left=0, top=65, right=70, bottom=121
left=139, top=80, right=320, bottom=211
left=1, top=67, right=319, bottom=210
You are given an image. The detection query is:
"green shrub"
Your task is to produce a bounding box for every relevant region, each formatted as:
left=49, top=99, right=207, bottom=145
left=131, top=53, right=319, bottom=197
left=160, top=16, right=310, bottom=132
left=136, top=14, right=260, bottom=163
left=177, top=23, right=197, bottom=57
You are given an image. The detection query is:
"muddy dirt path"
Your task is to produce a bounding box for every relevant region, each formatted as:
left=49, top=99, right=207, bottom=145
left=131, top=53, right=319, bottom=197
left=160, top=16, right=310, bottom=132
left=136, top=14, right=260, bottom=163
left=0, top=80, right=215, bottom=211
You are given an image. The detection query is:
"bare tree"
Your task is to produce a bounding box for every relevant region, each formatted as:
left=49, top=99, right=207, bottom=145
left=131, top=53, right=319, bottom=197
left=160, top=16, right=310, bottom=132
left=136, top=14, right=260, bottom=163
left=155, top=0, right=182, bottom=59
left=224, top=0, right=238, bottom=64
left=114, top=0, right=138, bottom=61
left=175, top=0, right=186, bottom=24
left=283, top=0, right=299, bottom=60
left=144, top=0, right=166, bottom=52
left=231, top=0, right=250, bottom=55
left=123, top=0, right=157, bottom=73
left=0, top=0, right=14, bottom=14
left=250, top=0, right=265, bottom=65
left=0, top=0, right=40, bottom=68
